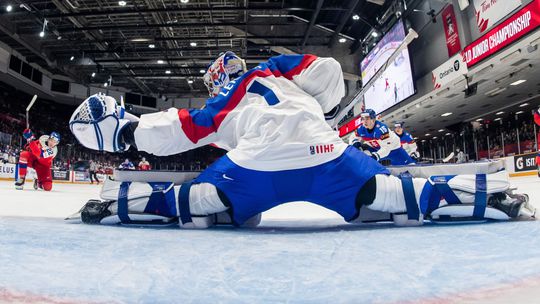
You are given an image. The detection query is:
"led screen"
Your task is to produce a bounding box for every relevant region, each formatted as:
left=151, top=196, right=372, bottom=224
left=361, top=21, right=415, bottom=114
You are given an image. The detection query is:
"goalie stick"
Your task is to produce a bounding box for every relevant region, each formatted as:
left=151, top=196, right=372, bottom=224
left=26, top=94, right=38, bottom=129
left=328, top=29, right=419, bottom=128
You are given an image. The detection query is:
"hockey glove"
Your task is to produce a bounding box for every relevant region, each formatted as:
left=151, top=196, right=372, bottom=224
left=69, top=93, right=139, bottom=152
left=410, top=151, right=420, bottom=161
left=23, top=128, right=34, bottom=142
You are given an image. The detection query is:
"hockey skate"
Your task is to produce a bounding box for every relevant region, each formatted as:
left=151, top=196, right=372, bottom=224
left=14, top=178, right=25, bottom=190
left=488, top=190, right=536, bottom=220
left=65, top=199, right=113, bottom=224
left=65, top=198, right=179, bottom=226
left=33, top=179, right=39, bottom=190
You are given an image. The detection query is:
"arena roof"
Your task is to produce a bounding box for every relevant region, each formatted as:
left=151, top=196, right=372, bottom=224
left=0, top=0, right=392, bottom=97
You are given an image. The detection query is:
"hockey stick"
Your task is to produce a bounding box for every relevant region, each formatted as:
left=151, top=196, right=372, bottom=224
left=442, top=152, right=455, bottom=163
left=26, top=95, right=38, bottom=129
left=328, top=29, right=419, bottom=128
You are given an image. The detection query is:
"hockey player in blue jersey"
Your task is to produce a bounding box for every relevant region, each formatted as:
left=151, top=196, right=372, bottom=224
left=68, top=51, right=534, bottom=228
left=394, top=122, right=420, bottom=161
left=353, top=109, right=415, bottom=166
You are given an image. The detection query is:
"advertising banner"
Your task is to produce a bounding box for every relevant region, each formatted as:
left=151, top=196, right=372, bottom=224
left=52, top=170, right=70, bottom=181
left=339, top=115, right=362, bottom=137
left=0, top=163, right=16, bottom=178
left=463, top=0, right=540, bottom=67
left=442, top=4, right=462, bottom=56
left=473, top=0, right=521, bottom=33
left=431, top=53, right=468, bottom=90
left=514, top=152, right=537, bottom=172
left=73, top=171, right=89, bottom=182
left=0, top=163, right=35, bottom=180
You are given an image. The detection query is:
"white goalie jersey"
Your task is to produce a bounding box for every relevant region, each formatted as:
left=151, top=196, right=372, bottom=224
left=134, top=54, right=348, bottom=171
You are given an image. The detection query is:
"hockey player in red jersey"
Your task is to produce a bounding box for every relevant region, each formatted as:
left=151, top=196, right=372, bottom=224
left=15, top=130, right=60, bottom=191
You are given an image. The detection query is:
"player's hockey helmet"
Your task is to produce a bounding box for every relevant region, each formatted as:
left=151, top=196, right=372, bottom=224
left=49, top=131, right=61, bottom=143
left=394, top=122, right=404, bottom=128
left=203, top=51, right=247, bottom=97
left=361, top=109, right=377, bottom=120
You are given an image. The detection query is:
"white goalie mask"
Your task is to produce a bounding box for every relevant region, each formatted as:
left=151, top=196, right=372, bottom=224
left=203, top=51, right=247, bottom=97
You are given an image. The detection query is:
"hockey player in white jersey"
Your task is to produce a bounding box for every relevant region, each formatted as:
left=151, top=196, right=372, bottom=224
left=68, top=51, right=534, bottom=228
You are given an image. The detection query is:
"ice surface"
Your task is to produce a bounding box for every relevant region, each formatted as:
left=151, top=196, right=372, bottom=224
left=1, top=177, right=540, bottom=303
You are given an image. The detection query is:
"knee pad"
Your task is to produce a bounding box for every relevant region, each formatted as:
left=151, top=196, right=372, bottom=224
left=42, top=182, right=52, bottom=191
left=177, top=182, right=229, bottom=229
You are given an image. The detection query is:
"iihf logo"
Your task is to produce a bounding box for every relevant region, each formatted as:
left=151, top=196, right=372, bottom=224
left=309, top=144, right=334, bottom=155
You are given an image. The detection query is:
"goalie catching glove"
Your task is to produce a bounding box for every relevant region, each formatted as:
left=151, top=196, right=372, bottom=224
left=69, top=93, right=139, bottom=152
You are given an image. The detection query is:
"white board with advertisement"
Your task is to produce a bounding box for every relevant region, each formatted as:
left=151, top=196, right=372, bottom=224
left=0, top=163, right=35, bottom=180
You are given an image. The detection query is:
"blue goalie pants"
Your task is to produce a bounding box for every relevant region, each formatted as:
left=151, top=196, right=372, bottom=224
left=194, top=146, right=390, bottom=225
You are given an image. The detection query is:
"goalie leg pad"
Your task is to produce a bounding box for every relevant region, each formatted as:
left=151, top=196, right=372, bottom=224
left=420, top=171, right=523, bottom=222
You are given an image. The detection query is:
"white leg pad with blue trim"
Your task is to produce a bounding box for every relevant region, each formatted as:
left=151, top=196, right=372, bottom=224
left=367, top=170, right=518, bottom=226
left=97, top=179, right=229, bottom=228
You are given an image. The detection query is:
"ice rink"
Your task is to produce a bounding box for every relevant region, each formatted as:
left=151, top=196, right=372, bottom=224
left=1, top=176, right=540, bottom=303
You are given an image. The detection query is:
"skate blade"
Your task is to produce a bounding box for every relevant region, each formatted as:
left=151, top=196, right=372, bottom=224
left=64, top=211, right=82, bottom=223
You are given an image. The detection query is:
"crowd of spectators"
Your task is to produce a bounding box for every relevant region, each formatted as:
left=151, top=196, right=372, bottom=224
left=0, top=82, right=225, bottom=172
left=418, top=110, right=539, bottom=162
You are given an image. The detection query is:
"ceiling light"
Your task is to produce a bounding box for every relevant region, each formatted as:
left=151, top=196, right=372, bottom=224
left=199, top=69, right=206, bottom=73
left=352, top=14, right=360, bottom=20
left=57, top=36, right=62, bottom=40
left=338, top=38, right=347, bottom=43
left=372, top=42, right=376, bottom=46
left=438, top=129, right=444, bottom=132
left=445, top=132, right=451, bottom=136
left=425, top=133, right=431, bottom=136
left=516, top=110, right=524, bottom=114
left=421, top=140, right=426, bottom=142
left=190, top=42, right=197, bottom=47
left=413, top=137, right=418, bottom=140
left=433, top=136, right=438, bottom=139
left=19, top=3, right=30, bottom=11
left=494, top=117, right=502, bottom=121
left=148, top=44, right=155, bottom=48
left=371, top=31, right=379, bottom=38
left=118, top=1, right=126, bottom=6
left=6, top=5, right=12, bottom=12
left=165, top=70, right=171, bottom=74
left=157, top=60, right=165, bottom=64
left=180, top=0, right=189, bottom=3
left=485, top=87, right=506, bottom=96
left=70, top=56, right=75, bottom=61
left=475, top=118, right=483, bottom=122
left=39, top=31, right=45, bottom=37
left=496, top=111, right=504, bottom=115
left=103, top=82, right=108, bottom=87
left=91, top=72, right=96, bottom=77
left=441, top=112, right=452, bottom=117
left=187, top=79, right=194, bottom=84
left=131, top=38, right=151, bottom=42
left=519, top=103, right=529, bottom=107
left=510, top=79, right=527, bottom=86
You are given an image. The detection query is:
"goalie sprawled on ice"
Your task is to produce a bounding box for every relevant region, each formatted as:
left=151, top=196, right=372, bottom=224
left=68, top=52, right=535, bottom=228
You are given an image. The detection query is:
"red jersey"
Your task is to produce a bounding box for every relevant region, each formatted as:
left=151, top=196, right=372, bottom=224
left=138, top=161, right=151, bottom=171
left=27, top=135, right=57, bottom=167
